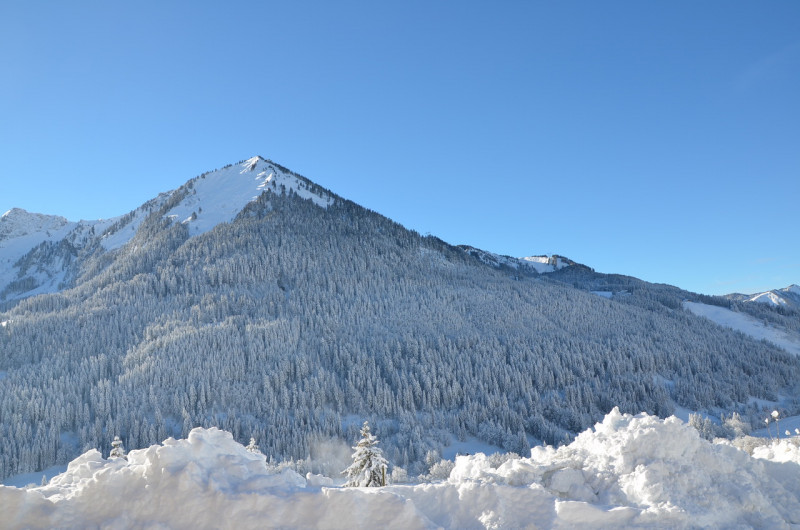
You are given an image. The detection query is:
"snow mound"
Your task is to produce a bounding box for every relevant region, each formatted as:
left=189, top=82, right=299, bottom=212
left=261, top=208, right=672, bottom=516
left=4, top=412, right=800, bottom=528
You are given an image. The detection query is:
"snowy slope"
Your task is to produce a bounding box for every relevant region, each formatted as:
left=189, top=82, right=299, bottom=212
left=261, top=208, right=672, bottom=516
left=4, top=411, right=800, bottom=528
left=683, top=301, right=800, bottom=356
left=727, top=284, right=800, bottom=310
left=519, top=255, right=572, bottom=273
left=0, top=209, right=75, bottom=298
left=749, top=291, right=789, bottom=306
left=163, top=156, right=334, bottom=238
left=0, top=207, right=151, bottom=300
left=458, top=245, right=575, bottom=274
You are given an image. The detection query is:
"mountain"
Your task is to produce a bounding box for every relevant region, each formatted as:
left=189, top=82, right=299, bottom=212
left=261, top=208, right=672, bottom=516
left=0, top=157, right=333, bottom=303
left=1, top=156, right=799, bottom=482
left=726, top=285, right=800, bottom=311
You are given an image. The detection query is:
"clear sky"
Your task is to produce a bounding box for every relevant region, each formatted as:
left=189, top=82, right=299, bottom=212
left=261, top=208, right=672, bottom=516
left=1, top=1, right=798, bottom=296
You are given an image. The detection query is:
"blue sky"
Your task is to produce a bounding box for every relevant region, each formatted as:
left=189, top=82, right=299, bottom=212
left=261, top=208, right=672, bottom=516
left=1, top=1, right=798, bottom=295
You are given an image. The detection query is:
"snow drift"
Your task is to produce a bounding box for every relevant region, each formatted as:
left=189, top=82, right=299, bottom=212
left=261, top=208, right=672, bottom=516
left=3, top=409, right=800, bottom=529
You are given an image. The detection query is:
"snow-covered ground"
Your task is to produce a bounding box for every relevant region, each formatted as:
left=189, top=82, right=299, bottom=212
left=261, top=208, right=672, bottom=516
left=752, top=413, right=800, bottom=439
left=4, top=410, right=800, bottom=528
left=684, top=301, right=800, bottom=356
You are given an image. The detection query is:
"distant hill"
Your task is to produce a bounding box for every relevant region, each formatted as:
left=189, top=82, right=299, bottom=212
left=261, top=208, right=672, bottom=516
left=725, top=285, right=800, bottom=312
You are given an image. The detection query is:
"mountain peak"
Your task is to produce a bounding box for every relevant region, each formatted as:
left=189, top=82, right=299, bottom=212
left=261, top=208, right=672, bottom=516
left=0, top=208, right=70, bottom=242
left=162, top=156, right=335, bottom=237
left=726, top=284, right=800, bottom=310
left=242, top=156, right=265, bottom=172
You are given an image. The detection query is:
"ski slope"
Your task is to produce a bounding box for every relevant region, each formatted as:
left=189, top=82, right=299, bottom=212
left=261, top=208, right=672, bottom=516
left=684, top=301, right=800, bottom=356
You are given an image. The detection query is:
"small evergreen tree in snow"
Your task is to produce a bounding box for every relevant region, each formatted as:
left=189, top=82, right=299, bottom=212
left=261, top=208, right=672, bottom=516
left=110, top=436, right=126, bottom=459
left=343, top=421, right=387, bottom=487
left=246, top=437, right=262, bottom=454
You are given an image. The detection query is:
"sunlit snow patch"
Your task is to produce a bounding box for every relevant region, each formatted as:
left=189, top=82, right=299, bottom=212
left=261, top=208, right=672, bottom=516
left=683, top=301, right=800, bottom=356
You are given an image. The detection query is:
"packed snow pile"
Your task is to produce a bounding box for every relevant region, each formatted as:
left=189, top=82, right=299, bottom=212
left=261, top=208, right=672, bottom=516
left=4, top=410, right=800, bottom=528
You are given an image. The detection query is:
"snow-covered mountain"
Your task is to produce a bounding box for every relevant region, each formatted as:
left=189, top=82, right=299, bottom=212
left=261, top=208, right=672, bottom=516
left=1, top=155, right=799, bottom=487
left=726, top=284, right=800, bottom=311
left=0, top=156, right=333, bottom=303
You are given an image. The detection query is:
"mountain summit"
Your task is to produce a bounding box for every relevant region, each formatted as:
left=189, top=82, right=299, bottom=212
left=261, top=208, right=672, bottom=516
left=0, top=208, right=69, bottom=242
left=159, top=156, right=335, bottom=238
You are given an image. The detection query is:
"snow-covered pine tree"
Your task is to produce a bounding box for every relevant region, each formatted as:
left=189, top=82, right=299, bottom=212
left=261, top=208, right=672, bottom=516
left=343, top=421, right=387, bottom=487
left=110, top=436, right=126, bottom=459
left=246, top=437, right=262, bottom=454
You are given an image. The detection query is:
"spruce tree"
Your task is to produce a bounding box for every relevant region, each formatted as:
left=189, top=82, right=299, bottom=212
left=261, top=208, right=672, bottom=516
left=343, top=421, right=388, bottom=487
left=246, top=437, right=262, bottom=454
left=110, top=436, right=126, bottom=459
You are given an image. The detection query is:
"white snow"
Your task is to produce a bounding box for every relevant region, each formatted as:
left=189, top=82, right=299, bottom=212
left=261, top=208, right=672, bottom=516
left=751, top=413, right=800, bottom=440
left=0, top=209, right=76, bottom=297
left=463, top=247, right=571, bottom=274
left=4, top=411, right=800, bottom=528
left=748, top=291, right=787, bottom=306
left=683, top=301, right=800, bottom=356
left=164, top=157, right=334, bottom=237
left=0, top=208, right=132, bottom=299
left=737, top=285, right=800, bottom=308
left=519, top=255, right=568, bottom=274
left=591, top=291, right=613, bottom=299
left=98, top=204, right=159, bottom=251
left=441, top=436, right=504, bottom=460
left=2, top=465, right=67, bottom=488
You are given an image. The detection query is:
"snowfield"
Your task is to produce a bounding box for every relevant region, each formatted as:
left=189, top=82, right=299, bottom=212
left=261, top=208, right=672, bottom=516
left=684, top=301, right=800, bottom=356
left=3, top=409, right=800, bottom=529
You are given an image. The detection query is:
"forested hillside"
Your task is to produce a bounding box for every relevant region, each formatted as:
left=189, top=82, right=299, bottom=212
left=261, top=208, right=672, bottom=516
left=1, top=158, right=799, bottom=480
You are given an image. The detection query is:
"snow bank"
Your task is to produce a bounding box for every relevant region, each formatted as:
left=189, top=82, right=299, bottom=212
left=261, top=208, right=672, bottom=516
left=4, top=412, right=800, bottom=528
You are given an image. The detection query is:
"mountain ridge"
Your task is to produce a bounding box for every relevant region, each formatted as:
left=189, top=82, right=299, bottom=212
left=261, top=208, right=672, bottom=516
left=725, top=284, right=800, bottom=311
left=0, top=157, right=572, bottom=303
